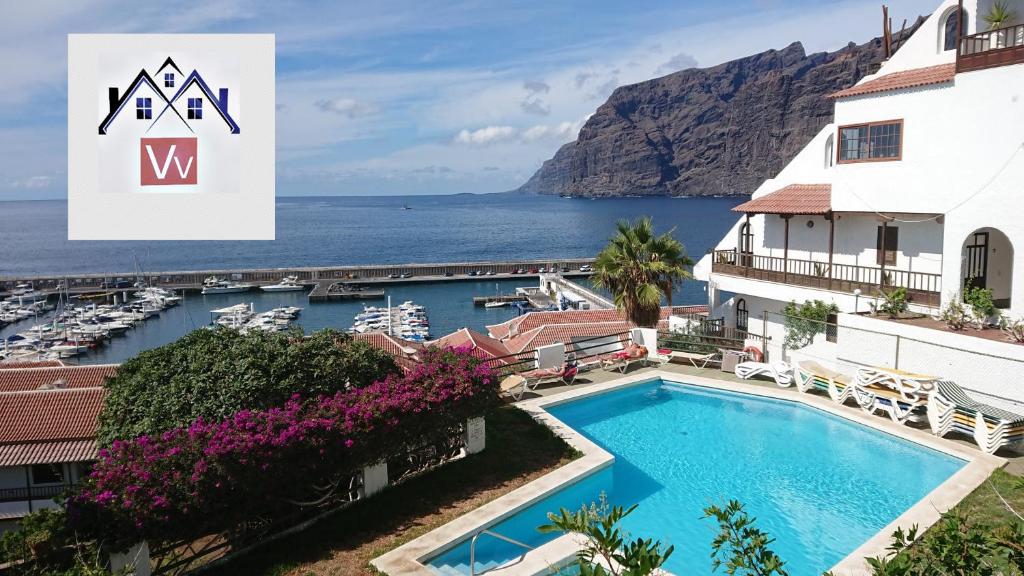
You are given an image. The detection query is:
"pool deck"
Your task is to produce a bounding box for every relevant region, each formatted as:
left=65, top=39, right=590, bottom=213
left=372, top=364, right=1018, bottom=576
left=530, top=363, right=1024, bottom=473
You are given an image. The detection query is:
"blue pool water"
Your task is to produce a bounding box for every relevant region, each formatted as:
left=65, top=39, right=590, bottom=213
left=427, top=380, right=964, bottom=575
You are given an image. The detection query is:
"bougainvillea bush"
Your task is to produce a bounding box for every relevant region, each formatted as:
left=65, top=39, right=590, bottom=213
left=98, top=327, right=401, bottom=445
left=70, top=347, right=496, bottom=548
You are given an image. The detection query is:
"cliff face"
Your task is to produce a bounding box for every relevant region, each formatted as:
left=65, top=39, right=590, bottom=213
left=517, top=26, right=919, bottom=197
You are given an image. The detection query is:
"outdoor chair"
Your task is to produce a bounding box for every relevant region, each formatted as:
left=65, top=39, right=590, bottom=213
left=794, top=360, right=855, bottom=404
left=927, top=380, right=1024, bottom=454
left=601, top=344, right=647, bottom=374
left=669, top=350, right=721, bottom=369
left=852, top=366, right=937, bottom=425
left=522, top=360, right=579, bottom=389
left=499, top=374, right=528, bottom=401
left=735, top=361, right=793, bottom=387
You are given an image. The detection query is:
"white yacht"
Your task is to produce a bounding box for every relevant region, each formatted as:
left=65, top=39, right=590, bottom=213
left=201, top=276, right=255, bottom=295
left=260, top=276, right=306, bottom=292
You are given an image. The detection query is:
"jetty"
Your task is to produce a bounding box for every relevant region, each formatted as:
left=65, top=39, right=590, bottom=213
left=0, top=259, right=595, bottom=299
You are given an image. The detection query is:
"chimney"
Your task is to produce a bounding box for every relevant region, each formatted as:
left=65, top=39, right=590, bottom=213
left=108, top=87, right=119, bottom=114
left=218, top=88, right=229, bottom=112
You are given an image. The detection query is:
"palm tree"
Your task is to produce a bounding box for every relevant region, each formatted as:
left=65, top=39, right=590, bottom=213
left=591, top=217, right=693, bottom=328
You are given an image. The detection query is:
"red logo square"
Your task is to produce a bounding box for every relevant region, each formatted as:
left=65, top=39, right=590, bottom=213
left=140, top=137, right=198, bottom=186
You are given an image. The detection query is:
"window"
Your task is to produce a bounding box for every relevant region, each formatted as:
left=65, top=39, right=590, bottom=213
left=31, top=464, right=64, bottom=485
left=164, top=72, right=174, bottom=87
left=136, top=97, right=152, bottom=120
left=838, top=120, right=902, bottom=163
left=944, top=9, right=966, bottom=52
left=824, top=134, right=834, bottom=168
left=876, top=225, right=899, bottom=266
left=187, top=97, right=203, bottom=120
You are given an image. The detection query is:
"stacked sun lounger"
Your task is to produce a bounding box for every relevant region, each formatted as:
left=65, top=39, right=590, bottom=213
left=852, top=366, right=937, bottom=424
left=927, top=380, right=1024, bottom=454
left=794, top=361, right=855, bottom=404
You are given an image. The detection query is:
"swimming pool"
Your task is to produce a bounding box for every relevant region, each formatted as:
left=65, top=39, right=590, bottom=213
left=426, top=379, right=965, bottom=575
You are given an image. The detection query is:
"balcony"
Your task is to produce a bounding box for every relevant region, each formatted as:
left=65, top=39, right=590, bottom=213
left=0, top=484, right=67, bottom=503
left=711, top=250, right=941, bottom=307
left=958, top=23, right=1024, bottom=72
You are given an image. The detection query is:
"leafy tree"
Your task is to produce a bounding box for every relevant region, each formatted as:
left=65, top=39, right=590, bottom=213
left=539, top=494, right=674, bottom=576
left=782, top=300, right=837, bottom=350
left=591, top=217, right=693, bottom=328
left=704, top=500, right=789, bottom=576
left=98, top=328, right=399, bottom=444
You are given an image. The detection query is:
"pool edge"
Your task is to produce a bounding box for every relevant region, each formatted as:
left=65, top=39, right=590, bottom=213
left=371, top=370, right=1005, bottom=576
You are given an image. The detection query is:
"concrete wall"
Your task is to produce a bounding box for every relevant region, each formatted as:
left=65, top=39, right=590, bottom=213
left=839, top=313, right=1024, bottom=405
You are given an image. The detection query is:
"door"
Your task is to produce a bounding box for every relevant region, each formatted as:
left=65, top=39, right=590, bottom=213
left=735, top=299, right=749, bottom=334
left=964, top=231, right=989, bottom=291
left=738, top=222, right=754, bottom=267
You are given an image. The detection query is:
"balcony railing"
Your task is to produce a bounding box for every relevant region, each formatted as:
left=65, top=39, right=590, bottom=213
left=958, top=23, right=1024, bottom=72
left=0, top=484, right=67, bottom=503
left=711, top=250, right=941, bottom=306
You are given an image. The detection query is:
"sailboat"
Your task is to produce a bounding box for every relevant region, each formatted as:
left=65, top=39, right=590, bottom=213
left=485, top=283, right=507, bottom=308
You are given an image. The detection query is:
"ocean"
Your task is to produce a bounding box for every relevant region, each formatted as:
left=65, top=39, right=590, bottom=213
left=0, top=194, right=743, bottom=363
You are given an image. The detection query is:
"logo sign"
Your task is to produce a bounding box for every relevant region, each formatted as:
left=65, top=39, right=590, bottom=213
left=67, top=35, right=275, bottom=240
left=140, top=138, right=198, bottom=185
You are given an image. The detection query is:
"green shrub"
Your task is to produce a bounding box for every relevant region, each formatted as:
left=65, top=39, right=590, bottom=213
left=878, top=287, right=909, bottom=319
left=940, top=296, right=969, bottom=331
left=98, top=328, right=399, bottom=444
left=782, top=300, right=837, bottom=350
left=965, top=287, right=997, bottom=328
left=539, top=494, right=674, bottom=576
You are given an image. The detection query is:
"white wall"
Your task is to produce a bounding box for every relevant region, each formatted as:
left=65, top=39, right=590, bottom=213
left=839, top=312, right=1024, bottom=406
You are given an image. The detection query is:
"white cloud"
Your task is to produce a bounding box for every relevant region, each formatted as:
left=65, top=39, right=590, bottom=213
left=313, top=97, right=379, bottom=118
left=454, top=125, right=517, bottom=145
left=9, top=175, right=52, bottom=189
left=655, top=52, right=699, bottom=75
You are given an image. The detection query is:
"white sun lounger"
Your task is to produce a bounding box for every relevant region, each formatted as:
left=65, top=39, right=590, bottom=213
left=735, top=361, right=793, bottom=387
left=927, top=380, right=1024, bottom=454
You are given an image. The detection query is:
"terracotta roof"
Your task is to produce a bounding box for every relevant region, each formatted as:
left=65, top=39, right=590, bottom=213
left=0, top=439, right=98, bottom=467
left=504, top=322, right=635, bottom=353
left=829, top=63, right=955, bottom=99
left=352, top=333, right=425, bottom=372
left=0, top=365, right=117, bottom=393
left=0, top=360, right=64, bottom=369
left=733, top=184, right=831, bottom=215
left=486, top=306, right=707, bottom=340
left=435, top=328, right=513, bottom=363
left=0, top=388, right=105, bottom=445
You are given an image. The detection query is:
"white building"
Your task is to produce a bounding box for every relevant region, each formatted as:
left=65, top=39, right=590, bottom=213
left=0, top=364, right=112, bottom=532
left=695, top=0, right=1024, bottom=401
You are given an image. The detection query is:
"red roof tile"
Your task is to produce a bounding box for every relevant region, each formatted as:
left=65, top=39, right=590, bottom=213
left=0, top=360, right=65, bottom=369
left=0, top=388, right=105, bottom=445
left=829, top=63, right=955, bottom=99
left=504, top=322, right=635, bottom=353
left=0, top=365, right=117, bottom=393
left=486, top=306, right=707, bottom=340
left=435, top=328, right=513, bottom=363
left=352, top=333, right=425, bottom=372
left=733, top=184, right=831, bottom=215
left=0, top=439, right=98, bottom=467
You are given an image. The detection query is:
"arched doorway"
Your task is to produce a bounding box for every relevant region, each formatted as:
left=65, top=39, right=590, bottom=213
left=738, top=221, right=754, bottom=266
left=942, top=7, right=967, bottom=51
left=736, top=298, right=749, bottom=333
left=962, top=228, right=1013, bottom=308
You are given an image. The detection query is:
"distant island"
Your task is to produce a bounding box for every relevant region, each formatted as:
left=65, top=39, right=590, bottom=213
left=514, top=20, right=922, bottom=198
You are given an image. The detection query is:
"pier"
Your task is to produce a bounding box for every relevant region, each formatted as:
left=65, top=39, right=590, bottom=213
left=0, top=259, right=595, bottom=299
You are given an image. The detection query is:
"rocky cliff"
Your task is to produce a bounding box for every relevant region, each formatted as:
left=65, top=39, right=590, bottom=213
left=516, top=24, right=920, bottom=197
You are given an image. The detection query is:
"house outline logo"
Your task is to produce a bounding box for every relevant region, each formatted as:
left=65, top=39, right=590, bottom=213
left=98, top=56, right=240, bottom=135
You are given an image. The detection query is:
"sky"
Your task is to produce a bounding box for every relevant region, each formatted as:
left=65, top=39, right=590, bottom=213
left=0, top=0, right=940, bottom=200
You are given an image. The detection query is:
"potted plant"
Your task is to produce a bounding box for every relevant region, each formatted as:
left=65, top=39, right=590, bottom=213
left=984, top=1, right=1018, bottom=47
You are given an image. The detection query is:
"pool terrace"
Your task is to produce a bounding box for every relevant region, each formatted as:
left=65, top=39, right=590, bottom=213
left=373, top=362, right=1019, bottom=576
